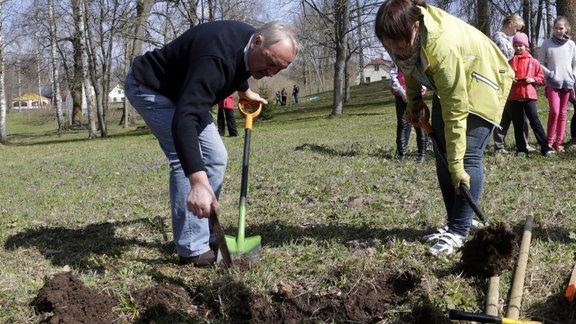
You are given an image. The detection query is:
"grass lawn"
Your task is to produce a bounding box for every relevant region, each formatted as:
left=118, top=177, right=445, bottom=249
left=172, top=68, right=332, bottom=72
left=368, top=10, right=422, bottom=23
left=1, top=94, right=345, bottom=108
left=1, top=82, right=575, bottom=323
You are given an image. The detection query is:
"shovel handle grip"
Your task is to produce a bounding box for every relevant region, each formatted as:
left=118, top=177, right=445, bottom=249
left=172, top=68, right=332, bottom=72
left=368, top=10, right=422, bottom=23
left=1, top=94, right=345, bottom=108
left=238, top=99, right=262, bottom=130
left=449, top=310, right=502, bottom=323
left=449, top=310, right=542, bottom=324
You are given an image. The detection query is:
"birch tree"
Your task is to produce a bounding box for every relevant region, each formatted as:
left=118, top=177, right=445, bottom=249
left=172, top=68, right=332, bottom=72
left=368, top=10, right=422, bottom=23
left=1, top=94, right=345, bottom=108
left=0, top=0, right=6, bottom=144
left=72, top=0, right=96, bottom=138
left=48, top=0, right=65, bottom=133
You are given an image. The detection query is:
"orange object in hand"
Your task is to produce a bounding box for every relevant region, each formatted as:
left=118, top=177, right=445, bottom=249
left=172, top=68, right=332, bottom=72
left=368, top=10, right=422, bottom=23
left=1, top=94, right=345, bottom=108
left=237, top=99, right=262, bottom=130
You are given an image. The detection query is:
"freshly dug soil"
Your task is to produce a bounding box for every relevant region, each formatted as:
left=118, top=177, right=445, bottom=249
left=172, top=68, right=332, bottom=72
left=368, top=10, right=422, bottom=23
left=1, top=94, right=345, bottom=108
left=33, top=272, right=119, bottom=323
left=460, top=222, right=518, bottom=278
left=33, top=269, right=422, bottom=323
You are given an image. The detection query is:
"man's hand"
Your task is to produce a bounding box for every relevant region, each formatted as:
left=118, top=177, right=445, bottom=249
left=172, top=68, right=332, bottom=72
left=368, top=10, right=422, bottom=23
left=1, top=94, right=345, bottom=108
left=187, top=171, right=220, bottom=218
left=451, top=170, right=471, bottom=195
left=238, top=88, right=268, bottom=105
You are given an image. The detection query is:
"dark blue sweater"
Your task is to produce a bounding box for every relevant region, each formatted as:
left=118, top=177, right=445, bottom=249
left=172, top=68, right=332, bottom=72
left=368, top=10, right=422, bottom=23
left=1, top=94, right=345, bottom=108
left=132, top=21, right=254, bottom=176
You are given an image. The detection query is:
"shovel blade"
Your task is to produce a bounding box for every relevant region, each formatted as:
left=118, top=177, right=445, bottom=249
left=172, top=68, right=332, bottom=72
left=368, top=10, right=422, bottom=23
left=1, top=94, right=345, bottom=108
left=222, top=235, right=262, bottom=263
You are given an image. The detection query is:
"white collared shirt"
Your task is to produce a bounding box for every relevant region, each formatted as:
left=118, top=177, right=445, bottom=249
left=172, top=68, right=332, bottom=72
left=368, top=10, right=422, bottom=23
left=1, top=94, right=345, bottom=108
left=244, top=34, right=254, bottom=72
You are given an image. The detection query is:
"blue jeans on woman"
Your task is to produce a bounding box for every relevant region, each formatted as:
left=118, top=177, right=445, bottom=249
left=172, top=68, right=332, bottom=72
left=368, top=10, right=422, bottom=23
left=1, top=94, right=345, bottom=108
left=125, top=70, right=227, bottom=258
left=431, top=96, right=493, bottom=237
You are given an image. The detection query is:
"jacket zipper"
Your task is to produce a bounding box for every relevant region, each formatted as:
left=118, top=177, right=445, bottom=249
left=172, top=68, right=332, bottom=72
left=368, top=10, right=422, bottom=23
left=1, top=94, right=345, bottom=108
left=471, top=72, right=500, bottom=91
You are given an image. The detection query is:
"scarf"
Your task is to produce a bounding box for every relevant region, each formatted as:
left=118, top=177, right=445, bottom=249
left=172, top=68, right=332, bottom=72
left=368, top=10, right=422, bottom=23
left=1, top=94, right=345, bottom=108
left=389, top=32, right=422, bottom=77
left=510, top=51, right=530, bottom=79
left=552, top=34, right=570, bottom=46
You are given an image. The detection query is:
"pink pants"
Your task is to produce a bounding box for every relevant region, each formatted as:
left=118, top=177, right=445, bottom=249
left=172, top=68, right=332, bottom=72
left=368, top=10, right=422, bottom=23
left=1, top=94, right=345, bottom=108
left=545, top=87, right=570, bottom=149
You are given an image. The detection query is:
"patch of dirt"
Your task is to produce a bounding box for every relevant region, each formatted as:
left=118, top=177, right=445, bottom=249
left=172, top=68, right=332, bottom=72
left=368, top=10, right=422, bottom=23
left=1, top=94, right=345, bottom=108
left=249, top=269, right=420, bottom=323
left=132, top=284, right=197, bottom=323
left=460, top=222, right=518, bottom=278
left=33, top=272, right=119, bottom=323
left=33, top=269, right=422, bottom=322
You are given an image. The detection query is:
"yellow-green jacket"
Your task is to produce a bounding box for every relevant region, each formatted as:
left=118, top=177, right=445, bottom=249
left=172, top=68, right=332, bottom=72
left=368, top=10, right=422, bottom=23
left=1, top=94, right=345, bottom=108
left=405, top=5, right=513, bottom=177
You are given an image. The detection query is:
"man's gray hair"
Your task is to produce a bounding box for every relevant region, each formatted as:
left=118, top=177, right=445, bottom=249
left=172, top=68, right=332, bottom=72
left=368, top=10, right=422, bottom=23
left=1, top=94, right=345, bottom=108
left=255, top=21, right=299, bottom=53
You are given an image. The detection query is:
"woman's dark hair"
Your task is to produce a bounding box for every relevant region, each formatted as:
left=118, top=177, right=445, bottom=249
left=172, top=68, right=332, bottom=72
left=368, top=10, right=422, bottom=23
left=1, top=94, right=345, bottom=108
left=374, top=0, right=427, bottom=45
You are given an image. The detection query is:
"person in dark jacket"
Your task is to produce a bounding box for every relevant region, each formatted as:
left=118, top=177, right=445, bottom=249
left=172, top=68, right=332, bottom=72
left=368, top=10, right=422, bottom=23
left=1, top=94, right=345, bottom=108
left=389, top=63, right=427, bottom=162
left=125, top=21, right=298, bottom=267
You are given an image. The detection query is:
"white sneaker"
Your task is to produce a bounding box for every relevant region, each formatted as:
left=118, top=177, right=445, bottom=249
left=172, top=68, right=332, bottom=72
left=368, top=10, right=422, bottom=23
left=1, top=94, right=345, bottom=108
left=427, top=232, right=465, bottom=256
left=471, top=219, right=485, bottom=230
left=422, top=225, right=449, bottom=242
left=526, top=145, right=537, bottom=152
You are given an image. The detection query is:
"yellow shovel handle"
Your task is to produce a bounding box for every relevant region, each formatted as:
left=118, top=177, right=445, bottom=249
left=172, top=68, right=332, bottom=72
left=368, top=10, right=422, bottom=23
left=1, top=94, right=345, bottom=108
left=238, top=99, right=262, bottom=130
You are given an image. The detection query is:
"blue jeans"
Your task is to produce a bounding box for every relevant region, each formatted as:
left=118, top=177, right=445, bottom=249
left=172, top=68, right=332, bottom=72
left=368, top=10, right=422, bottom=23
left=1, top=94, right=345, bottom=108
left=431, top=96, right=493, bottom=237
left=125, top=70, right=227, bottom=257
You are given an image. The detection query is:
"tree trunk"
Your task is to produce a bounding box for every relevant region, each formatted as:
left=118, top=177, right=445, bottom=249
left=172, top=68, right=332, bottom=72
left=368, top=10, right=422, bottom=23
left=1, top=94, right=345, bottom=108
left=477, top=0, right=490, bottom=35
left=355, top=0, right=365, bottom=86
left=556, top=0, right=576, bottom=27
left=0, top=1, right=6, bottom=144
left=72, top=25, right=83, bottom=127
left=545, top=0, right=553, bottom=39
left=331, top=0, right=349, bottom=116
left=122, top=0, right=154, bottom=128
left=48, top=0, right=65, bottom=133
left=84, top=2, right=106, bottom=137
left=522, top=0, right=531, bottom=40
left=344, top=59, right=350, bottom=103
left=534, top=0, right=544, bottom=50
left=73, top=0, right=96, bottom=138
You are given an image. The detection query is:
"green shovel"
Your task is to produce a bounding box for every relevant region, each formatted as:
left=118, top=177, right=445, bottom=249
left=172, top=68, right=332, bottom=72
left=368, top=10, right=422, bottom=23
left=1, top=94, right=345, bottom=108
left=224, top=99, right=262, bottom=262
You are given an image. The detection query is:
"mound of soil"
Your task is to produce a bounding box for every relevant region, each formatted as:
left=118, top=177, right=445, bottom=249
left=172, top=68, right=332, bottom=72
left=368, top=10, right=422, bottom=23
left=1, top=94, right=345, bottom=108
left=33, top=269, right=422, bottom=322
left=249, top=269, right=420, bottom=323
left=460, top=222, right=518, bottom=278
left=33, top=272, right=119, bottom=323
left=132, top=284, right=197, bottom=322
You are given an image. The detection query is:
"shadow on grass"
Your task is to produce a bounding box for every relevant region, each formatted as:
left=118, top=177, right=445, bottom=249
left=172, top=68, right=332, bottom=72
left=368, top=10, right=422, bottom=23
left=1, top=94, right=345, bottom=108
left=296, top=142, right=399, bottom=160
left=295, top=143, right=360, bottom=157
left=243, top=220, right=431, bottom=248
left=4, top=217, right=171, bottom=271
left=6, top=127, right=151, bottom=147
left=526, top=291, right=576, bottom=324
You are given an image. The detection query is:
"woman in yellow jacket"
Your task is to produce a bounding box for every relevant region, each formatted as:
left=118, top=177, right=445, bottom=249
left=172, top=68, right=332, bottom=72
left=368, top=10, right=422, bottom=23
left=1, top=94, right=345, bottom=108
left=375, top=0, right=513, bottom=256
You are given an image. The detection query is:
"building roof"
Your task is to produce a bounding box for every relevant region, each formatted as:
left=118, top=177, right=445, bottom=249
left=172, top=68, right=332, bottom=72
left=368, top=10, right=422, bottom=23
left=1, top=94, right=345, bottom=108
left=12, top=92, right=49, bottom=101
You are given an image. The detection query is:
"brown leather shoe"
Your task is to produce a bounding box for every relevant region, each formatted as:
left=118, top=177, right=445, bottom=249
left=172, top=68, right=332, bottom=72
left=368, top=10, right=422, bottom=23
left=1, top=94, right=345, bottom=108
left=178, top=250, right=216, bottom=267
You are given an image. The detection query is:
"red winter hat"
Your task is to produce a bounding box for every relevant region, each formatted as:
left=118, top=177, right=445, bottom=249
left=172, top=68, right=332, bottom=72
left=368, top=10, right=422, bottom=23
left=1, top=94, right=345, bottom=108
left=513, top=32, right=529, bottom=47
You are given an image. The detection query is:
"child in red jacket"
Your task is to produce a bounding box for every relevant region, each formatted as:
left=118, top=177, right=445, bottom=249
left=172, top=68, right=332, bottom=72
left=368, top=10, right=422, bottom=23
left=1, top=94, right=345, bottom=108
left=507, top=33, right=555, bottom=156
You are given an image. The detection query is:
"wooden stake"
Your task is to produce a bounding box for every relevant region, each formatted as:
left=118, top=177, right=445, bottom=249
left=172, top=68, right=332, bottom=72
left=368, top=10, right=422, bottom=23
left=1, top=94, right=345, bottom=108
left=506, top=215, right=534, bottom=319
left=486, top=275, right=500, bottom=315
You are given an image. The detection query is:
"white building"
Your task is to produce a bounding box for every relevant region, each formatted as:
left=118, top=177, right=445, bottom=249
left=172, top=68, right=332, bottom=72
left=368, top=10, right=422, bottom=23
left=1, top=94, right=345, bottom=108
left=108, top=84, right=125, bottom=103
left=356, top=55, right=392, bottom=85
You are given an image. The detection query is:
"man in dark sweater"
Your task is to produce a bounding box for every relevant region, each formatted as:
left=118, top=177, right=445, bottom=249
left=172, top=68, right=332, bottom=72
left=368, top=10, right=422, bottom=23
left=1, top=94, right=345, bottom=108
left=125, top=21, right=298, bottom=267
